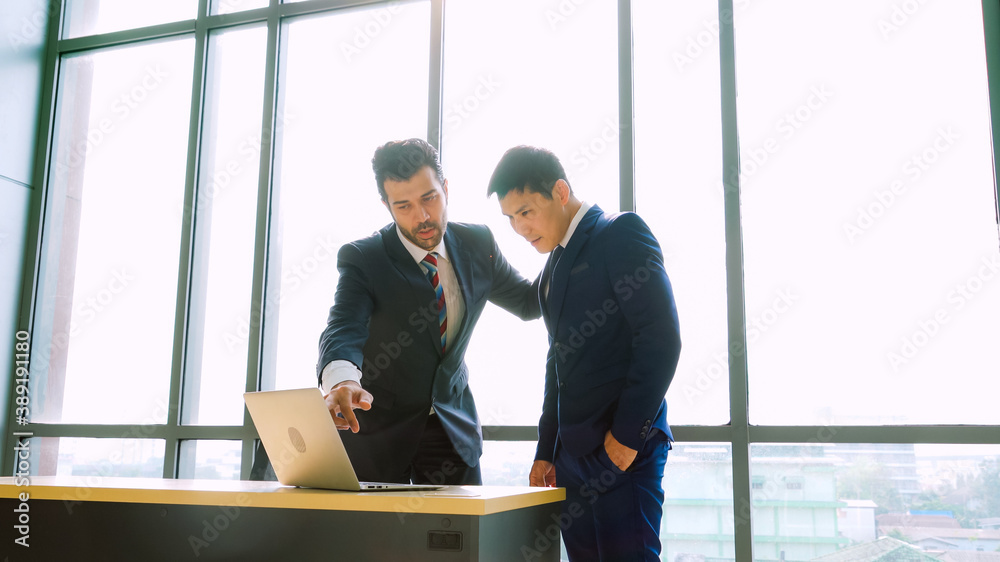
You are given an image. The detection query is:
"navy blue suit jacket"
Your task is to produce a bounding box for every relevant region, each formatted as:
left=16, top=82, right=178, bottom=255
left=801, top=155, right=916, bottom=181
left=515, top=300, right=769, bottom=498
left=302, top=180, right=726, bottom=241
left=318, top=222, right=540, bottom=473
left=537, top=205, right=681, bottom=462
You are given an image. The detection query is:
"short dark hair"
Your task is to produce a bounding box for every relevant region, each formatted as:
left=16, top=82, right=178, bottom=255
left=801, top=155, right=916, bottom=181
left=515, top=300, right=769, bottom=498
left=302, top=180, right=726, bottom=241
left=486, top=145, right=572, bottom=200
left=372, top=139, right=446, bottom=201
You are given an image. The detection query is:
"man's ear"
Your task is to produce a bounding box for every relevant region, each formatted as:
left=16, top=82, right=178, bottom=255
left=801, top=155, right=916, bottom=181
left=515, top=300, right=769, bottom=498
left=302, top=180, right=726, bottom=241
left=442, top=179, right=449, bottom=202
left=553, top=179, right=571, bottom=206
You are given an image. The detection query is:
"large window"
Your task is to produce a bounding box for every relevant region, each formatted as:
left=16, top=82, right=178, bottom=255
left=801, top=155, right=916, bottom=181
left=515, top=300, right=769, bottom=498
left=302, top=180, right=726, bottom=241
left=268, top=2, right=431, bottom=393
left=634, top=0, right=729, bottom=426
left=33, top=37, right=196, bottom=428
left=442, top=0, right=621, bottom=426
left=8, top=1, right=1000, bottom=560
left=185, top=24, right=269, bottom=427
left=735, top=0, right=1000, bottom=427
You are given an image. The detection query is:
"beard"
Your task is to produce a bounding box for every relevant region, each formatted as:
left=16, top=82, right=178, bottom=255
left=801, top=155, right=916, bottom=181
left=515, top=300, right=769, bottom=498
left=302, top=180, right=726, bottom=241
left=399, top=219, right=445, bottom=251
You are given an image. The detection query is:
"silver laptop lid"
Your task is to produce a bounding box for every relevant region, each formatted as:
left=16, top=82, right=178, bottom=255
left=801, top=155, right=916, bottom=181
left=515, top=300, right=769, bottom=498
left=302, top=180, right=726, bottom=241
left=244, top=388, right=363, bottom=491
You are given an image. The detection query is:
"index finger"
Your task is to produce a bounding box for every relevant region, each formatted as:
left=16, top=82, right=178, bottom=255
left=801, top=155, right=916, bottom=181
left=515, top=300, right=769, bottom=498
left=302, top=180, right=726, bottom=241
left=336, top=392, right=361, bottom=433
left=325, top=390, right=360, bottom=432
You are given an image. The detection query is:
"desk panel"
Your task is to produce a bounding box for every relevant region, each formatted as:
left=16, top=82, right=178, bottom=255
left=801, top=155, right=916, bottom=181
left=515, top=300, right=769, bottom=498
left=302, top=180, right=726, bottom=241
left=0, top=477, right=565, bottom=561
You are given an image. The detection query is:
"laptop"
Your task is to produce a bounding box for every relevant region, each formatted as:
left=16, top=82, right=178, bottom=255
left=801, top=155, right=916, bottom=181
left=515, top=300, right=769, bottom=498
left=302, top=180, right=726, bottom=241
left=244, top=388, right=444, bottom=492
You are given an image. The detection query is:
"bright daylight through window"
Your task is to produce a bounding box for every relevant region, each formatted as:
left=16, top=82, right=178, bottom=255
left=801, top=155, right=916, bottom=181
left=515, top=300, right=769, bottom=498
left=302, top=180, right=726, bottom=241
left=7, top=1, right=999, bottom=560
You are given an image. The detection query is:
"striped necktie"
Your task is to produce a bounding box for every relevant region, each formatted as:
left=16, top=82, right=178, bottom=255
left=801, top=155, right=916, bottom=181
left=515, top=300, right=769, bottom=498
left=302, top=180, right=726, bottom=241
left=421, top=253, right=447, bottom=352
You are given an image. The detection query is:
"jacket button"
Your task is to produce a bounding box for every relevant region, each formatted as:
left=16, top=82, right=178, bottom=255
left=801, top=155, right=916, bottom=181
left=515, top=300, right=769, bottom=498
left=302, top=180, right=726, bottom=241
left=640, top=431, right=647, bottom=439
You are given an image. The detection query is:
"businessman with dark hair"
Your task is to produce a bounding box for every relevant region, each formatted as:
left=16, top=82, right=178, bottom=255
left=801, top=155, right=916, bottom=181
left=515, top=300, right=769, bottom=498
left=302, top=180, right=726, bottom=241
left=488, top=145, right=681, bottom=561
left=312, top=138, right=540, bottom=485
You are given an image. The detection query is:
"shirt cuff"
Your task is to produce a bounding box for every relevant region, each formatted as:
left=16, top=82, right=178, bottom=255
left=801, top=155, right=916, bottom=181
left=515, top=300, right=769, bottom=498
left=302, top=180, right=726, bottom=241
left=320, top=360, right=362, bottom=394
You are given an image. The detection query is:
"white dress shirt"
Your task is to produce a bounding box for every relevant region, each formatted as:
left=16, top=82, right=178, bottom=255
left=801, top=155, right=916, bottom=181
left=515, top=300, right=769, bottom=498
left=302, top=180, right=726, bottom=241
left=320, top=226, right=466, bottom=394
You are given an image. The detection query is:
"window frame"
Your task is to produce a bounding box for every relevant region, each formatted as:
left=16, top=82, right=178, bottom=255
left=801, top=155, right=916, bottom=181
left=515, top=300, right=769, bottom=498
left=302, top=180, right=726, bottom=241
left=5, top=1, right=1000, bottom=560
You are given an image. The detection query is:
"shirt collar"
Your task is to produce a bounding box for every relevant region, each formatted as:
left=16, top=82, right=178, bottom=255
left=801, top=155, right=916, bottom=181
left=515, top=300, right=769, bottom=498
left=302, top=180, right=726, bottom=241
left=396, top=225, right=449, bottom=263
left=557, top=201, right=592, bottom=249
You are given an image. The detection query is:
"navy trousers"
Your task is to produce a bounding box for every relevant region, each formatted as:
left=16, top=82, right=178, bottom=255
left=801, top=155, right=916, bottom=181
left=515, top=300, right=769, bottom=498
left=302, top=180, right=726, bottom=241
left=554, top=435, right=670, bottom=561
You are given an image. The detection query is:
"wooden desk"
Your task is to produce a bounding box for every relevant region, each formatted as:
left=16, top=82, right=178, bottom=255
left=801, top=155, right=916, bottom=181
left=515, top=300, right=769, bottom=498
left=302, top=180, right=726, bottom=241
left=0, top=476, right=565, bottom=561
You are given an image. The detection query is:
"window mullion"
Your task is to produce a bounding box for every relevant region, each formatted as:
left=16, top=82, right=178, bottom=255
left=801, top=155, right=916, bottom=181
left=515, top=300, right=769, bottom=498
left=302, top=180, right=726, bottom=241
left=618, top=0, right=635, bottom=213
left=240, top=0, right=283, bottom=479
left=982, top=0, right=1000, bottom=240
left=167, top=0, right=213, bottom=479
left=427, top=0, right=445, bottom=152
left=718, top=0, right=753, bottom=560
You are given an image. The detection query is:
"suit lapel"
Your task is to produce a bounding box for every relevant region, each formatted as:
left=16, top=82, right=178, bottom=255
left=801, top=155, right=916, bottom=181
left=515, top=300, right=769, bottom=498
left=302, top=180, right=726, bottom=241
left=382, top=224, right=444, bottom=356
left=547, top=205, right=603, bottom=331
left=443, top=228, right=475, bottom=351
